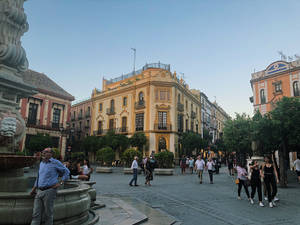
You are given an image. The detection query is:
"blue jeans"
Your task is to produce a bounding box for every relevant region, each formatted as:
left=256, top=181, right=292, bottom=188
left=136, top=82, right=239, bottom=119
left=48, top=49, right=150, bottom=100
left=31, top=188, right=57, bottom=225
left=129, top=168, right=138, bottom=185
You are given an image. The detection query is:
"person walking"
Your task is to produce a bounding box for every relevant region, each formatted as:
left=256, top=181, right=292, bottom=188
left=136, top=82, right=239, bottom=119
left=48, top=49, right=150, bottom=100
left=249, top=161, right=264, bottom=207
left=261, top=156, right=279, bottom=208
left=180, top=155, right=186, bottom=174
left=30, top=148, right=70, bottom=225
left=145, top=156, right=156, bottom=186
left=195, top=155, right=205, bottom=184
left=206, top=158, right=215, bottom=184
left=189, top=157, right=194, bottom=174
left=236, top=162, right=250, bottom=201
left=294, top=155, right=300, bottom=184
left=228, top=157, right=234, bottom=176
left=129, top=156, right=139, bottom=186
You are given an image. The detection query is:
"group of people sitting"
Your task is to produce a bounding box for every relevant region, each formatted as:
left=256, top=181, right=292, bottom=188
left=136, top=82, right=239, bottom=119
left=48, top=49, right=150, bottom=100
left=64, top=159, right=93, bottom=181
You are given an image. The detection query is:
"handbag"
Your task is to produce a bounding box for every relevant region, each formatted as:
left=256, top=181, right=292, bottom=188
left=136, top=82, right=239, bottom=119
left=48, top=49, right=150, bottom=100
left=235, top=178, right=239, bottom=184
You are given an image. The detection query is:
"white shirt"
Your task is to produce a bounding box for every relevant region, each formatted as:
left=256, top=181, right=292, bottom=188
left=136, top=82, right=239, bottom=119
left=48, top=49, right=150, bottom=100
left=131, top=160, right=138, bottom=169
left=294, top=159, right=300, bottom=171
left=82, top=165, right=89, bottom=175
left=207, top=161, right=215, bottom=170
left=195, top=159, right=205, bottom=170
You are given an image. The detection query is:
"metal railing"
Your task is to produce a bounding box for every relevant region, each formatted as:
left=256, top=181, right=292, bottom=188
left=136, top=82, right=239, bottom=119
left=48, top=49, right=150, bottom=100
left=78, top=114, right=83, bottom=120
left=25, top=118, right=64, bottom=131
left=106, top=108, right=115, bottom=115
left=85, top=111, right=91, bottom=118
left=93, top=127, right=129, bottom=136
left=154, top=123, right=172, bottom=131
left=177, top=102, right=184, bottom=112
left=191, top=111, right=196, bottom=119
left=106, top=62, right=171, bottom=85
left=135, top=101, right=145, bottom=109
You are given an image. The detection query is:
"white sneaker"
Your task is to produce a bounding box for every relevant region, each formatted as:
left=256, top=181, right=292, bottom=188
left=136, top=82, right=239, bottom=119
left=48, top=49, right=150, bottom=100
left=250, top=198, right=254, bottom=204
left=259, top=202, right=264, bottom=207
left=264, top=197, right=268, bottom=201
left=238, top=196, right=241, bottom=200
left=274, top=197, right=279, bottom=202
left=272, top=201, right=277, bottom=207
left=269, top=202, right=273, bottom=208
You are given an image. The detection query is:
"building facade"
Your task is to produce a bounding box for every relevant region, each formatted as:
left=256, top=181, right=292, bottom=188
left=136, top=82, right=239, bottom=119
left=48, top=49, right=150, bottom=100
left=212, top=102, right=230, bottom=140
left=70, top=99, right=92, bottom=148
left=91, top=63, right=202, bottom=157
left=19, top=70, right=74, bottom=158
left=250, top=60, right=300, bottom=114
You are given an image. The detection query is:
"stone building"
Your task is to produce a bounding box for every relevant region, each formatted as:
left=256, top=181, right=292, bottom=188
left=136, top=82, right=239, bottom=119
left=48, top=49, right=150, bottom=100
left=70, top=98, right=92, bottom=147
left=91, top=63, right=202, bottom=157
left=250, top=59, right=300, bottom=114
left=212, top=102, right=230, bottom=140
left=19, top=70, right=74, bottom=158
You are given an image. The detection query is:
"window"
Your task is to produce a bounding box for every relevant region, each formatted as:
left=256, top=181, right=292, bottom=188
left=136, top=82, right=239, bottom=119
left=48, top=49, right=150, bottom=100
left=196, top=124, right=199, bottom=133
left=98, top=121, right=103, bottom=134
left=99, top=103, right=102, bottom=112
left=122, top=117, right=127, bottom=132
left=260, top=89, right=266, bottom=104
left=135, top=113, right=144, bottom=131
left=178, top=94, right=181, bottom=103
left=139, top=92, right=144, bottom=102
left=293, top=81, right=299, bottom=97
left=158, top=111, right=167, bottom=129
left=186, top=119, right=188, bottom=131
left=191, top=121, right=194, bottom=131
left=52, top=108, right=61, bottom=128
left=109, top=119, right=114, bottom=130
left=110, top=99, right=115, bottom=109
left=86, top=120, right=90, bottom=127
left=186, top=100, right=188, bottom=110
left=79, top=121, right=82, bottom=130
left=178, top=114, right=183, bottom=132
left=28, top=103, right=38, bottom=125
left=73, top=111, right=76, bottom=118
left=123, top=97, right=127, bottom=106
left=158, top=137, right=166, bottom=152
left=274, top=82, right=282, bottom=93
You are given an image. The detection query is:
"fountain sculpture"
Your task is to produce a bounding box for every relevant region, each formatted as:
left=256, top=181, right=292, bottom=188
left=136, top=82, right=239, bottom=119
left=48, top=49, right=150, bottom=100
left=0, top=1, right=99, bottom=224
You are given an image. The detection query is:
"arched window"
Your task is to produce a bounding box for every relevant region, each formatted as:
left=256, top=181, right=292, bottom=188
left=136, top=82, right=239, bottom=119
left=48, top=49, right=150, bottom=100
left=139, top=92, right=144, bottom=102
left=293, top=81, right=299, bottom=97
left=158, top=137, right=166, bottom=152
left=110, top=99, right=114, bottom=109
left=178, top=94, right=181, bottom=103
left=260, top=89, right=266, bottom=104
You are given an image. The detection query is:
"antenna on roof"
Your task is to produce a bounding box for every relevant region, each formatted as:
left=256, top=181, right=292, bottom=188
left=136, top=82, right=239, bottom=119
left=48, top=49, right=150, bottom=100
left=278, top=51, right=287, bottom=61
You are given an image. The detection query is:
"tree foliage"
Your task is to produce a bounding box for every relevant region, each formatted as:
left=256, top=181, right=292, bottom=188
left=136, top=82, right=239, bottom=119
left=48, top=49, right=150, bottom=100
left=27, top=133, right=53, bottom=154
left=130, top=132, right=147, bottom=152
left=96, top=147, right=115, bottom=166
left=154, top=151, right=174, bottom=168
left=122, top=148, right=142, bottom=167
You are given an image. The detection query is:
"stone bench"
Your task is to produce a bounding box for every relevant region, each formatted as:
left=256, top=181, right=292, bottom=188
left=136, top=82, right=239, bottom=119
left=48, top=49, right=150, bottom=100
left=123, top=168, right=142, bottom=174
left=154, top=168, right=174, bottom=175
left=96, top=167, right=113, bottom=173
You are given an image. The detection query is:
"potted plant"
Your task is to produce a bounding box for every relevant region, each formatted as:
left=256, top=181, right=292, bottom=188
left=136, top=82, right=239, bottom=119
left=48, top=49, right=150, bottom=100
left=154, top=150, right=174, bottom=175
left=122, top=148, right=142, bottom=174
left=95, top=147, right=115, bottom=173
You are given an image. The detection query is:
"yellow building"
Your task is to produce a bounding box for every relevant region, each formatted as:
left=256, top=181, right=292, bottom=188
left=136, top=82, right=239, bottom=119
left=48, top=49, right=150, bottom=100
left=91, top=63, right=202, bottom=157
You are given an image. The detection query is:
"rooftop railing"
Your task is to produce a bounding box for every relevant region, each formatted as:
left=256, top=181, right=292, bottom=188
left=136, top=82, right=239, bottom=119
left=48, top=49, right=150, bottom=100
left=106, top=62, right=170, bottom=85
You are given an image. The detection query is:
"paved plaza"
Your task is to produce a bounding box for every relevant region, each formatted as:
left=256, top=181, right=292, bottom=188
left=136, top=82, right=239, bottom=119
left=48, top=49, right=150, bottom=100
left=91, top=166, right=300, bottom=225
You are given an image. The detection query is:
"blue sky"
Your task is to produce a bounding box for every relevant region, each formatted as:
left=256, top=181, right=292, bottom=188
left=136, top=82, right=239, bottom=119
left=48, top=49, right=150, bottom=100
left=23, top=0, right=300, bottom=117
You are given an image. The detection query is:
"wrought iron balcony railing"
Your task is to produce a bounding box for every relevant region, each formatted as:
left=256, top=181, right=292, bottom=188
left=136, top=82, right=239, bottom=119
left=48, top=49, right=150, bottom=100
left=135, top=101, right=145, bottom=110
left=191, top=111, right=196, bottom=119
left=154, top=123, right=172, bottom=131
left=106, top=108, right=115, bottom=115
left=177, top=102, right=184, bottom=112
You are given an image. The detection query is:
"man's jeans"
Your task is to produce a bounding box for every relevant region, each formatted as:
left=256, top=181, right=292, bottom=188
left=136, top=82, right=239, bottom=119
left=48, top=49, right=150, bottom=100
left=129, top=168, right=138, bottom=185
left=31, top=188, right=57, bottom=225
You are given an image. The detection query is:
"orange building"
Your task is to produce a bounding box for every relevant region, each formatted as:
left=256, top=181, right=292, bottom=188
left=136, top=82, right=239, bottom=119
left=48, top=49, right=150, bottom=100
left=250, top=60, right=300, bottom=114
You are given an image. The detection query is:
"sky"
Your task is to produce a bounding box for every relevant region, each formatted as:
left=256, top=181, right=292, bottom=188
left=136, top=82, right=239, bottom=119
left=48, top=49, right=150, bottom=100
left=22, top=0, right=300, bottom=117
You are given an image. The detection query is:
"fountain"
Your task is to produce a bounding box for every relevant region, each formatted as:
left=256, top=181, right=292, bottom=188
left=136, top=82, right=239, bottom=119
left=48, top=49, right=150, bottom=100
left=0, top=1, right=99, bottom=224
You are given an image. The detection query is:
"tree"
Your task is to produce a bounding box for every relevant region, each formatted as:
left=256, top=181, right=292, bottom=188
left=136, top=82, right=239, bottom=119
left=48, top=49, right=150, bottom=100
left=181, top=132, right=203, bottom=156
left=154, top=151, right=174, bottom=168
left=270, top=97, right=300, bottom=187
left=27, top=133, right=53, bottom=154
left=122, top=148, right=142, bottom=167
left=223, top=113, right=252, bottom=164
left=96, top=147, right=115, bottom=166
left=130, top=132, right=147, bottom=152
left=81, top=136, right=104, bottom=155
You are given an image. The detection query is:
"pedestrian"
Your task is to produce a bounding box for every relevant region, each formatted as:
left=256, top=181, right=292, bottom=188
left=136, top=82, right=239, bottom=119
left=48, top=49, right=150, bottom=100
left=294, top=155, right=300, bottom=184
left=249, top=161, right=264, bottom=207
left=129, top=156, right=139, bottom=186
left=194, top=155, right=205, bottom=184
left=82, top=159, right=93, bottom=181
left=145, top=156, right=156, bottom=186
left=185, top=156, right=190, bottom=170
left=261, top=156, right=279, bottom=208
left=227, top=157, right=234, bottom=176
left=30, top=148, right=70, bottom=225
left=180, top=155, right=186, bottom=174
left=206, top=158, right=215, bottom=184
left=236, top=162, right=250, bottom=201
left=189, top=157, right=194, bottom=174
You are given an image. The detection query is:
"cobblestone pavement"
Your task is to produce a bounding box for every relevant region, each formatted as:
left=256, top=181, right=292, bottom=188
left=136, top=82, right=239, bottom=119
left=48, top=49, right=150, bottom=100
left=91, top=166, right=300, bottom=225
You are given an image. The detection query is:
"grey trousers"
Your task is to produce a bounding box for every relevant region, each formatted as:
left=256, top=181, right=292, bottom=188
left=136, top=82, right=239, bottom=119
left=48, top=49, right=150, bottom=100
left=31, top=188, right=57, bottom=225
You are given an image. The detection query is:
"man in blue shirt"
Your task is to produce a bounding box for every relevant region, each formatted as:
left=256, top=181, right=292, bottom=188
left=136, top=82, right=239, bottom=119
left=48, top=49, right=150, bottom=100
left=30, top=148, right=70, bottom=225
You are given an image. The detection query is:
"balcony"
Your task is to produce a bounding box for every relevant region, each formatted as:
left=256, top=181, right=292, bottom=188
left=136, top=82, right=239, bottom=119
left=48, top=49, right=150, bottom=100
left=106, top=108, right=115, bottom=115
left=78, top=113, right=83, bottom=120
left=93, top=127, right=128, bottom=136
left=154, top=123, right=172, bottom=131
left=177, top=102, right=184, bottom=112
left=119, top=127, right=128, bottom=133
left=135, top=101, right=145, bottom=110
left=85, top=111, right=91, bottom=118
left=191, top=111, right=196, bottom=119
left=71, top=115, right=76, bottom=121
left=26, top=118, right=40, bottom=128
left=135, top=127, right=144, bottom=131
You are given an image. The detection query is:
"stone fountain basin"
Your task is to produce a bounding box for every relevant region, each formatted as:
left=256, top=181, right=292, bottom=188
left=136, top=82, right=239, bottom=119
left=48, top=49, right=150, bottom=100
left=0, top=155, right=37, bottom=170
left=0, top=182, right=91, bottom=225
